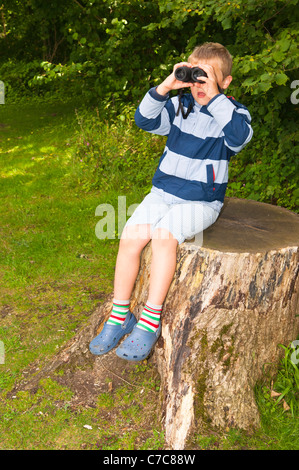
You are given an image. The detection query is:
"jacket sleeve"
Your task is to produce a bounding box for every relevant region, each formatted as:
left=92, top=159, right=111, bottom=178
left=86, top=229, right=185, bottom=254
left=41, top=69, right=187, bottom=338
left=134, top=87, right=175, bottom=136
left=207, top=94, right=253, bottom=153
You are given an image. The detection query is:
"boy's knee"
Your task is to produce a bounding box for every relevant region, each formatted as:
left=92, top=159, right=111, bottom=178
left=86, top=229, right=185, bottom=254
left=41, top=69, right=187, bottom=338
left=151, top=228, right=178, bottom=249
left=119, top=224, right=151, bottom=253
left=121, top=224, right=151, bottom=241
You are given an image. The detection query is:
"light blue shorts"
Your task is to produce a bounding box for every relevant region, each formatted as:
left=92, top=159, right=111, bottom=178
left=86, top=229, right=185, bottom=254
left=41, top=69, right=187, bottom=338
left=124, top=188, right=220, bottom=244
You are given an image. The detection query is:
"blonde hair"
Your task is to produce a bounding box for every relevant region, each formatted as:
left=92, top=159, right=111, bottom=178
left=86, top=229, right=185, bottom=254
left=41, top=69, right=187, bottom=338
left=188, top=42, right=233, bottom=78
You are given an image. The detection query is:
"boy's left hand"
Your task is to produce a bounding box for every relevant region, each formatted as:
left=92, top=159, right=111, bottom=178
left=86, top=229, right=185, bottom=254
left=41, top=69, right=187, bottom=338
left=192, top=64, right=220, bottom=101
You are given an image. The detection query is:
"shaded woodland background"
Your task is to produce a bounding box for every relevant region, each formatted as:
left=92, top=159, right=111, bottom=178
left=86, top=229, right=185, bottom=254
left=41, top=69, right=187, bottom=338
left=0, top=0, right=298, bottom=210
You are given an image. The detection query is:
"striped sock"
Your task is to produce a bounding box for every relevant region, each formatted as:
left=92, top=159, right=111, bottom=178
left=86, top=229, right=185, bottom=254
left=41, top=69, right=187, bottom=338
left=136, top=301, right=162, bottom=333
left=107, top=299, right=130, bottom=326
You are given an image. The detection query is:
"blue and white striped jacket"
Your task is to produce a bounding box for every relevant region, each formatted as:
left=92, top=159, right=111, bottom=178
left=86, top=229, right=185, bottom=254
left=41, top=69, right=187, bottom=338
left=134, top=87, right=253, bottom=204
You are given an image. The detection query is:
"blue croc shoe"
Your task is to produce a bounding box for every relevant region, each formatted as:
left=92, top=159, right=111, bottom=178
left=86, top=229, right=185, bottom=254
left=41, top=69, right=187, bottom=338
left=115, top=324, right=161, bottom=361
left=89, top=311, right=137, bottom=356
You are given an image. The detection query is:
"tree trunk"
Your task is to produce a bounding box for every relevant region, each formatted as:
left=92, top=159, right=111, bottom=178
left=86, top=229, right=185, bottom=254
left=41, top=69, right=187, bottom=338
left=129, top=197, right=299, bottom=449
left=12, top=198, right=299, bottom=450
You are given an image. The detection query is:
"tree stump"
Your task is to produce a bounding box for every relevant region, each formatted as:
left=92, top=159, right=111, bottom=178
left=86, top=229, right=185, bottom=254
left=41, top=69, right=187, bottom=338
left=129, top=197, right=299, bottom=449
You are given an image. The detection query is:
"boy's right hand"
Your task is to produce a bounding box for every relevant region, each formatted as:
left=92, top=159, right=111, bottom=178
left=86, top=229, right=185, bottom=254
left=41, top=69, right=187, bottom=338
left=156, top=62, right=194, bottom=96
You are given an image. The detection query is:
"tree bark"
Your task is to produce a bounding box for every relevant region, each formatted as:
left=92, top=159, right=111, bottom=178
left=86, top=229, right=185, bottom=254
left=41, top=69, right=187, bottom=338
left=12, top=198, right=299, bottom=450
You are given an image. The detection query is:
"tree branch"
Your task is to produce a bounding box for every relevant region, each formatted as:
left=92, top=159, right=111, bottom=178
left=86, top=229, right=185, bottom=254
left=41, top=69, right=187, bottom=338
left=0, top=4, right=7, bottom=38
left=72, top=0, right=104, bottom=24
left=261, top=0, right=292, bottom=39
left=262, top=0, right=291, bottom=26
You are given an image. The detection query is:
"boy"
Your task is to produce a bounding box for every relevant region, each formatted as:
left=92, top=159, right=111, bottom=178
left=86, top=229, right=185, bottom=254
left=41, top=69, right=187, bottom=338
left=89, top=42, right=253, bottom=361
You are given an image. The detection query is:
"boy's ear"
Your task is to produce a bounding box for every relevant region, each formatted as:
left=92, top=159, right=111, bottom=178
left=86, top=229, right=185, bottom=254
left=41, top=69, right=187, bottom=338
left=222, top=75, right=233, bottom=90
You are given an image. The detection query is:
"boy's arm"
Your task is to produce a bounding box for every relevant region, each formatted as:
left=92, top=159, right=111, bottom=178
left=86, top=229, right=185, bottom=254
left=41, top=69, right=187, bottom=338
left=134, top=62, right=194, bottom=136
left=134, top=87, right=173, bottom=136
left=193, top=62, right=253, bottom=152
left=207, top=94, right=253, bottom=152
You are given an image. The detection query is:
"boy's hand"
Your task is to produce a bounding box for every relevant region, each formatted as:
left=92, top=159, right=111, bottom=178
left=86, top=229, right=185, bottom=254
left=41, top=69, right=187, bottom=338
left=192, top=63, right=220, bottom=101
left=156, top=62, right=194, bottom=96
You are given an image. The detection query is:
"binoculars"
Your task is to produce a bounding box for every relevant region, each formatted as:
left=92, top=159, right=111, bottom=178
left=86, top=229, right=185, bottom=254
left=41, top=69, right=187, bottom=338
left=174, top=66, right=207, bottom=84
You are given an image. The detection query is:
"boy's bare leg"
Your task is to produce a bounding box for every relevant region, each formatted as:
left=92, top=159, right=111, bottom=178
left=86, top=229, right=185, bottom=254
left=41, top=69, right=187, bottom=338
left=148, top=228, right=178, bottom=305
left=113, top=228, right=178, bottom=361
left=114, top=225, right=177, bottom=304
left=113, top=224, right=152, bottom=300
left=89, top=224, right=151, bottom=355
left=127, top=227, right=177, bottom=335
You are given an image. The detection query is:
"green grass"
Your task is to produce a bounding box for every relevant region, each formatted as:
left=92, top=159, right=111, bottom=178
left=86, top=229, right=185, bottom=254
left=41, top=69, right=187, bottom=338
left=0, top=100, right=118, bottom=388
left=0, top=101, right=118, bottom=287
left=0, top=99, right=298, bottom=450
left=0, top=374, right=164, bottom=450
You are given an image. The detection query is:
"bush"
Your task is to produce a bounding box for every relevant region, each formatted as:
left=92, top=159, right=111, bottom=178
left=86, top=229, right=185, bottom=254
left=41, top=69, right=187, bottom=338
left=258, top=338, right=299, bottom=419
left=227, top=124, right=299, bottom=211
left=70, top=104, right=165, bottom=196
left=0, top=60, right=44, bottom=101
left=0, top=60, right=85, bottom=103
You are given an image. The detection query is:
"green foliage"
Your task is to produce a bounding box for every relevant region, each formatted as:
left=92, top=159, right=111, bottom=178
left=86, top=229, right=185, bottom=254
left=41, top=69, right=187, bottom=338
left=252, top=338, right=299, bottom=448
left=71, top=105, right=165, bottom=196
left=272, top=342, right=299, bottom=417
left=0, top=60, right=43, bottom=101
left=2, top=0, right=299, bottom=103
left=1, top=0, right=298, bottom=210
left=227, top=124, right=299, bottom=210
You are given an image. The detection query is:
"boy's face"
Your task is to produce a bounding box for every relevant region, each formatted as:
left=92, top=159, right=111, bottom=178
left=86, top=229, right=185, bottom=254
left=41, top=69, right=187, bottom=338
left=189, top=57, right=232, bottom=106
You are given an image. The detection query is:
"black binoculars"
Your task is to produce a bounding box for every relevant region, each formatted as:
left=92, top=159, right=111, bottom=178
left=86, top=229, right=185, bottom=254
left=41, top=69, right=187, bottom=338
left=174, top=66, right=207, bottom=84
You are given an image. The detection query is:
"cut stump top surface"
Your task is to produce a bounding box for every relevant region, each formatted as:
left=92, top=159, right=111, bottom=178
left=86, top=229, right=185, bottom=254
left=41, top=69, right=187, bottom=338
left=188, top=197, right=299, bottom=253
